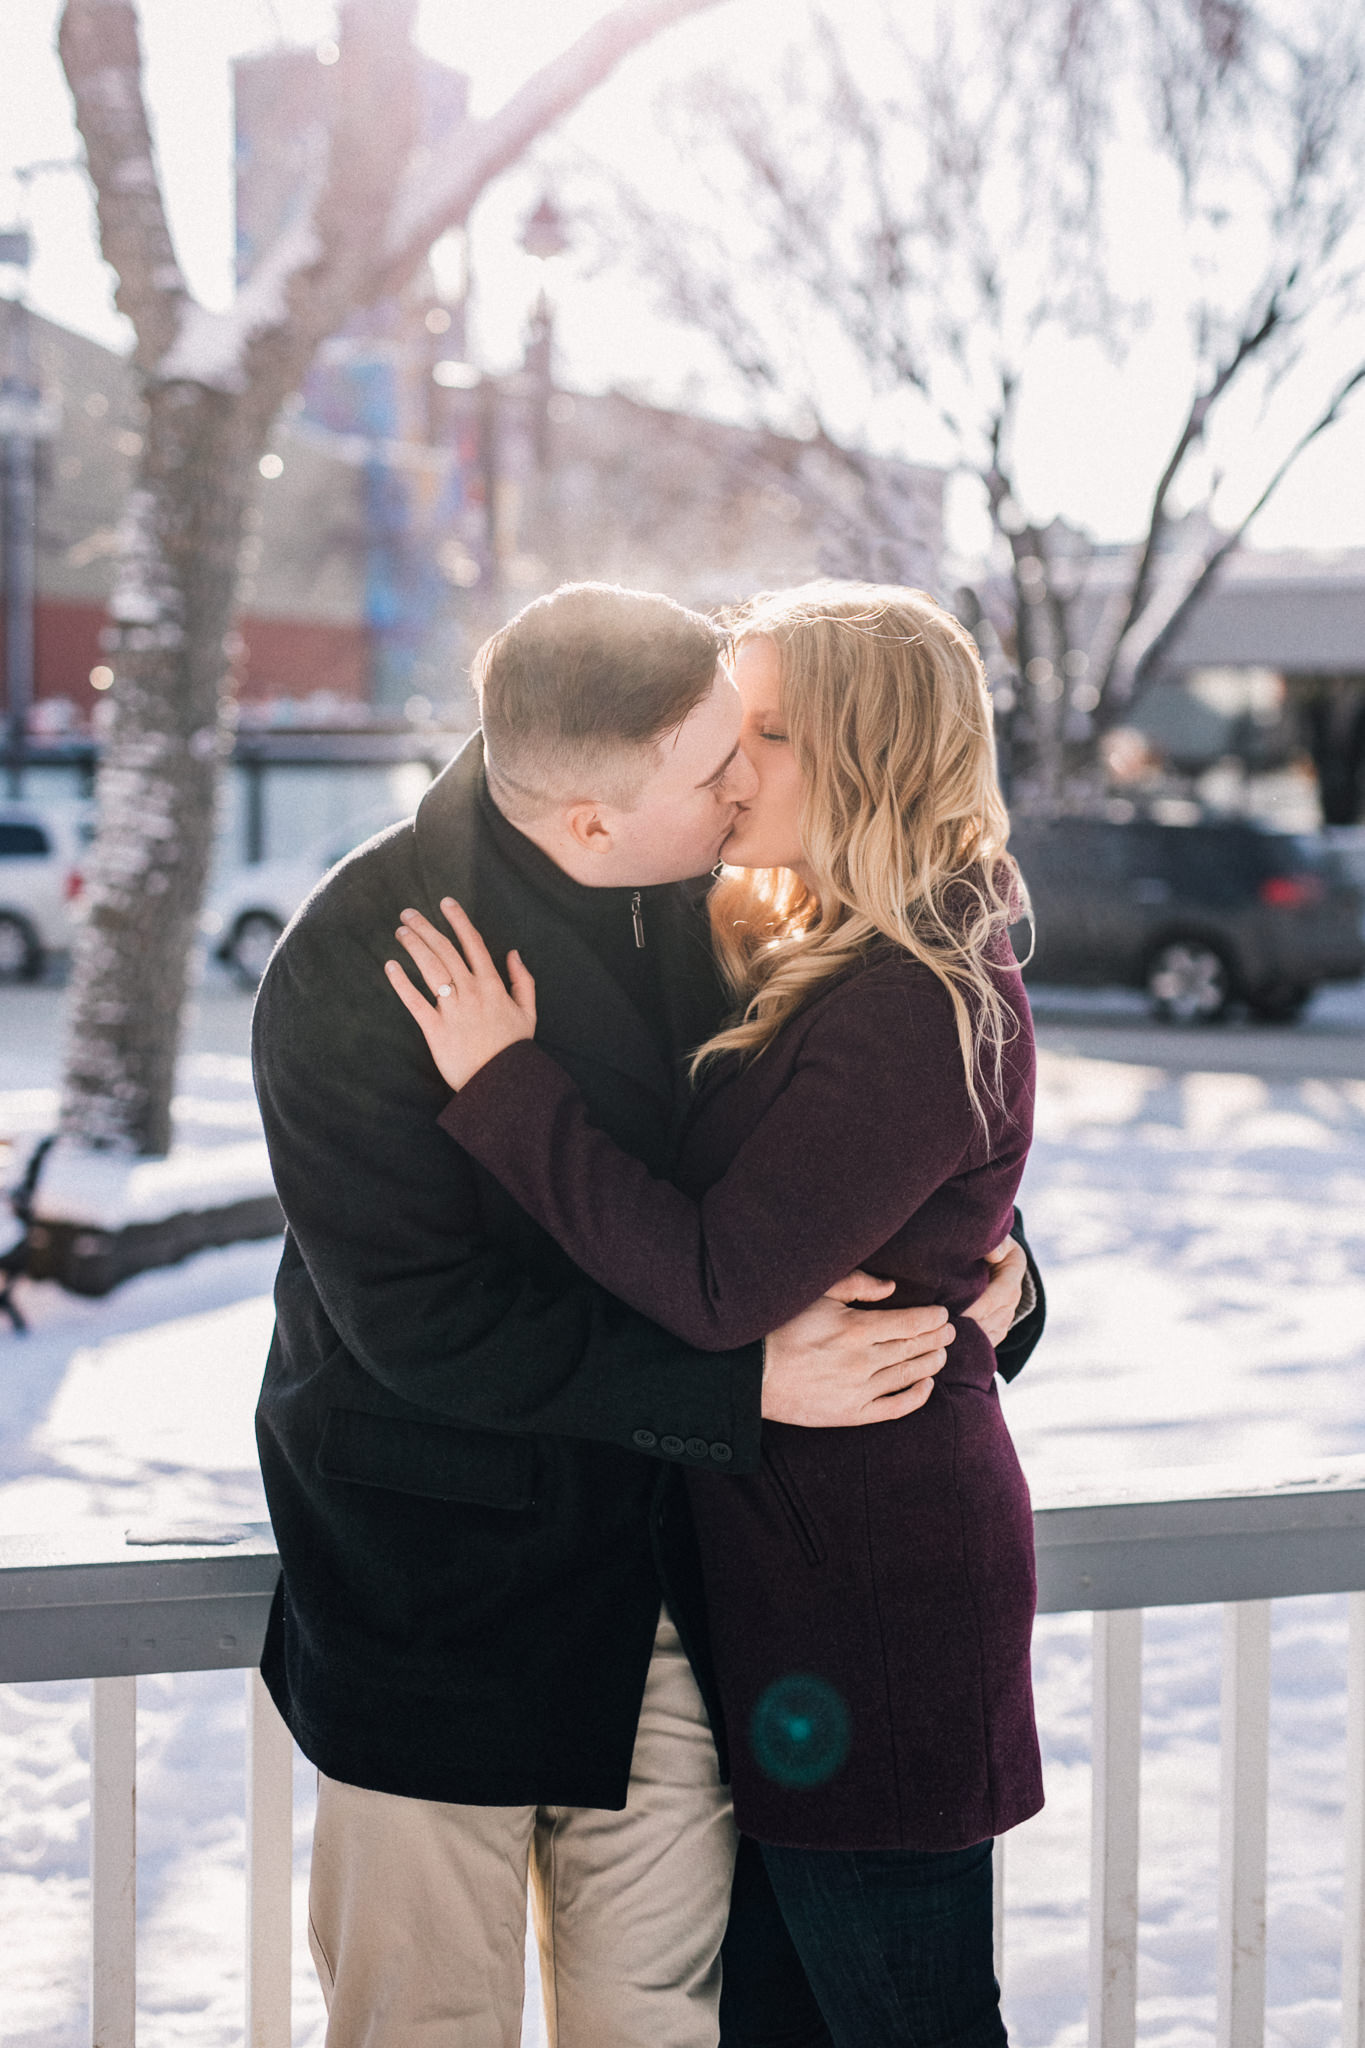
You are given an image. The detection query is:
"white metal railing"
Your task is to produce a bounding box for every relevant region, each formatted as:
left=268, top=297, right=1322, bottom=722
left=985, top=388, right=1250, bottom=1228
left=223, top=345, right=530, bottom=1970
left=0, top=1523, right=288, bottom=2048
left=7, top=1460, right=1365, bottom=2046
left=85, top=1669, right=295, bottom=2048
left=996, top=1590, right=1365, bottom=2048
left=81, top=1669, right=293, bottom=2048
left=1015, top=1454, right=1365, bottom=2048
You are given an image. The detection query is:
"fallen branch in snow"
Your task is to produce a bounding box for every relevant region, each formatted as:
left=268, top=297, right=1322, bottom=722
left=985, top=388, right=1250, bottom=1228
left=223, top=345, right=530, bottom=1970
left=13, top=1136, right=281, bottom=1299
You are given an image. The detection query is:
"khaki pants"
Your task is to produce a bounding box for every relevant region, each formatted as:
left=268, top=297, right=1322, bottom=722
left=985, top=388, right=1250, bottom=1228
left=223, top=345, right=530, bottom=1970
left=308, top=1610, right=738, bottom=2048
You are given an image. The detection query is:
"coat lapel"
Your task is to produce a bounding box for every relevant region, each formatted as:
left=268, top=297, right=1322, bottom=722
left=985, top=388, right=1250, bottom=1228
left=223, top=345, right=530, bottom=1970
left=413, top=734, right=674, bottom=1110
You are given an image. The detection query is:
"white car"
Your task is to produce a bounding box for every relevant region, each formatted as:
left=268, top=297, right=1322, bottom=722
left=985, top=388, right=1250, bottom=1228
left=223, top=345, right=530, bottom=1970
left=203, top=809, right=411, bottom=985
left=0, top=801, right=92, bottom=982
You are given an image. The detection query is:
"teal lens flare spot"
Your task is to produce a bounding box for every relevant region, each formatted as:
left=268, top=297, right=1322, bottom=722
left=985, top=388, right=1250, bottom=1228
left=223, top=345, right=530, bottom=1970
left=750, top=1674, right=850, bottom=1788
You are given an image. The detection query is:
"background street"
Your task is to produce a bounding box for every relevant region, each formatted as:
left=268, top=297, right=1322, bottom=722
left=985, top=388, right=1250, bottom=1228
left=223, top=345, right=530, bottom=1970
left=5, top=965, right=1365, bottom=1089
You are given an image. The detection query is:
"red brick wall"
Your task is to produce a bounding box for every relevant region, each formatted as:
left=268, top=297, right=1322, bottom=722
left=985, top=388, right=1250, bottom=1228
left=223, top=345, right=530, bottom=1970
left=33, top=599, right=371, bottom=717
left=236, top=615, right=370, bottom=703
left=34, top=600, right=106, bottom=718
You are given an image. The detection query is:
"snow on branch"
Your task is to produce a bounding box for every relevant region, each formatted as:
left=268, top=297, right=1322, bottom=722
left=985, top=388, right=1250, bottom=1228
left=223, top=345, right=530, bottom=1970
left=380, top=0, right=727, bottom=286
left=160, top=167, right=324, bottom=393
left=33, top=1135, right=277, bottom=1230
left=58, top=0, right=187, bottom=368
left=1131, top=352, right=1365, bottom=690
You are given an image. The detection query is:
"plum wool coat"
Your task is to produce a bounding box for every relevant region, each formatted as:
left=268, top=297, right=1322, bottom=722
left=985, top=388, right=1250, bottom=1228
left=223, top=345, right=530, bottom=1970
left=442, top=945, right=1045, bottom=1852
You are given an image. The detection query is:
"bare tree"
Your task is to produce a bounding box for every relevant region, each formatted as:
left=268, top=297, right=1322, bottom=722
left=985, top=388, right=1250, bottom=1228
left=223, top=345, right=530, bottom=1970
left=573, top=0, right=1365, bottom=807
left=1084, top=1, right=1365, bottom=716
left=56, top=0, right=723, bottom=1157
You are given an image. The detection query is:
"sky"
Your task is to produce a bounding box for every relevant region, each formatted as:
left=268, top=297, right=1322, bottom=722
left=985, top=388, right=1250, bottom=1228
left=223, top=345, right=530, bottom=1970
left=4, top=0, right=1365, bottom=564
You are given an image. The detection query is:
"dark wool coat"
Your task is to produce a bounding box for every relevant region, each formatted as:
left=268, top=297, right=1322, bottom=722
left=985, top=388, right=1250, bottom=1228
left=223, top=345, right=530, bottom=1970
left=441, top=946, right=1044, bottom=1850
left=252, top=734, right=767, bottom=1808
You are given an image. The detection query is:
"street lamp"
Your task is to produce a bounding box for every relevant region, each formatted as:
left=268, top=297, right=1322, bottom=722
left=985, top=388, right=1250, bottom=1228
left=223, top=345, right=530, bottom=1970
left=519, top=194, right=570, bottom=459
left=520, top=194, right=570, bottom=263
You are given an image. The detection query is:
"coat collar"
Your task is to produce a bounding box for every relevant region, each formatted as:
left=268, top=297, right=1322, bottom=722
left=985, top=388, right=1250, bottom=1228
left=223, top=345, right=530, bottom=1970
left=414, top=732, right=694, bottom=1112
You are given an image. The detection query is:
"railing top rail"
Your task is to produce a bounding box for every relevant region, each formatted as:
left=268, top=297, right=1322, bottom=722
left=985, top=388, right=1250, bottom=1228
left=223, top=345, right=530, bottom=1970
left=5, top=1459, right=1365, bottom=1681
left=0, top=1521, right=279, bottom=1606
left=1033, top=1456, right=1365, bottom=1614
left=0, top=1522, right=279, bottom=1683
left=1032, top=1453, right=1365, bottom=1518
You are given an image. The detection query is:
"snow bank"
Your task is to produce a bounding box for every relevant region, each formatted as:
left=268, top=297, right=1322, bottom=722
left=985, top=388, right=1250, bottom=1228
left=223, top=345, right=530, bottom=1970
left=31, top=1137, right=276, bottom=1232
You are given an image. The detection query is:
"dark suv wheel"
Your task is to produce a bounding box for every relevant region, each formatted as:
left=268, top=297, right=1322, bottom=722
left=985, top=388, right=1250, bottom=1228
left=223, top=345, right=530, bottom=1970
left=0, top=911, right=42, bottom=984
left=1144, top=939, right=1234, bottom=1023
left=224, top=910, right=284, bottom=986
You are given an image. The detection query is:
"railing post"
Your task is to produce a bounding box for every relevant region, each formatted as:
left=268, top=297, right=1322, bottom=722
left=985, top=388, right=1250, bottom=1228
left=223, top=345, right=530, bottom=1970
left=1217, top=1600, right=1271, bottom=2048
left=246, top=1669, right=294, bottom=2048
left=90, top=1674, right=137, bottom=2048
left=1343, top=1592, right=1365, bottom=2048
left=1089, top=1608, right=1142, bottom=2048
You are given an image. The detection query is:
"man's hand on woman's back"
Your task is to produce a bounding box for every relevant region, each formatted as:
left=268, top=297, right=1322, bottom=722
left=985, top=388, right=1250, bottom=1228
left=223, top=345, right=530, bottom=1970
left=761, top=1270, right=953, bottom=1426
left=761, top=1231, right=1027, bottom=1427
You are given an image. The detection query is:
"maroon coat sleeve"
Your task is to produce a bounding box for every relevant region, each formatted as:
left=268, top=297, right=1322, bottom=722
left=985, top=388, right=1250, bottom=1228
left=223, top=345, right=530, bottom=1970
left=438, top=962, right=982, bottom=1351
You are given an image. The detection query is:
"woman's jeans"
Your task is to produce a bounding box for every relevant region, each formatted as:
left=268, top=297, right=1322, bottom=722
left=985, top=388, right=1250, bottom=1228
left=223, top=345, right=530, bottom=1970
left=719, top=1832, right=1006, bottom=2048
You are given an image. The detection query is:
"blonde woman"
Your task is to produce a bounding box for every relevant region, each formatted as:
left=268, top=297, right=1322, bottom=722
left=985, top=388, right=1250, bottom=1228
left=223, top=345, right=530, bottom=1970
left=389, top=584, right=1041, bottom=2047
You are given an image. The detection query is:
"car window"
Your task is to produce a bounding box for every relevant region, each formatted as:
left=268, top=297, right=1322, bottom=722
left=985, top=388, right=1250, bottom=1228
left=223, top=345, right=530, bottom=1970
left=1012, top=819, right=1130, bottom=888
left=1157, top=827, right=1264, bottom=902
left=1084, top=824, right=1144, bottom=880
left=0, top=822, right=51, bottom=857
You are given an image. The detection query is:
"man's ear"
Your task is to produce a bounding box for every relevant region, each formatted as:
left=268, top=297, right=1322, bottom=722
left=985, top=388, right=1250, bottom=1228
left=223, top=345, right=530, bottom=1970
left=562, top=801, right=616, bottom=859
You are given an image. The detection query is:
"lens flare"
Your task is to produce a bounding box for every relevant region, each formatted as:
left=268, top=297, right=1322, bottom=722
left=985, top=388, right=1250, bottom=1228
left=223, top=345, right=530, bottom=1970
left=750, top=1674, right=850, bottom=1788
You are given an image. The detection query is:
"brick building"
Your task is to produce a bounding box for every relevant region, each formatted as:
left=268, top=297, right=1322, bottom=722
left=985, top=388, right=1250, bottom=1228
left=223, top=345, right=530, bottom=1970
left=6, top=304, right=943, bottom=739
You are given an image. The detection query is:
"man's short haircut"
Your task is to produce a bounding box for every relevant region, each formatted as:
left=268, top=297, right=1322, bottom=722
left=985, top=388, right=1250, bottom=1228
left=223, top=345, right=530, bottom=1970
left=473, top=582, right=725, bottom=821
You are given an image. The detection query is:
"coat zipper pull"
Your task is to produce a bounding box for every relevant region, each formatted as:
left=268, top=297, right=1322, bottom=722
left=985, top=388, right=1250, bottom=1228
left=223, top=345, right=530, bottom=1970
left=631, top=890, right=646, bottom=948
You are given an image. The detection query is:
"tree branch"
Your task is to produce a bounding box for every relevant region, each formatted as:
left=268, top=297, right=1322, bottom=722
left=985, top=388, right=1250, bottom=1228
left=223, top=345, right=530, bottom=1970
left=378, top=0, right=728, bottom=288
left=58, top=0, right=188, bottom=368
left=1131, top=353, right=1365, bottom=690
left=1092, top=285, right=1288, bottom=702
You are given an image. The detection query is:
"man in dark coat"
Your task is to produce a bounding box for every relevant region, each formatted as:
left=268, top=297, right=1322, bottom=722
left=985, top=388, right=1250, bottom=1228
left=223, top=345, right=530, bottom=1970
left=253, top=584, right=1043, bottom=2047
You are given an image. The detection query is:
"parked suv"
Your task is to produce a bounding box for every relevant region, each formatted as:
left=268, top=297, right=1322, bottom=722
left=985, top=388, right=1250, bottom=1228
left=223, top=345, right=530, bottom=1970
left=0, top=802, right=90, bottom=982
left=1009, top=813, right=1365, bottom=1022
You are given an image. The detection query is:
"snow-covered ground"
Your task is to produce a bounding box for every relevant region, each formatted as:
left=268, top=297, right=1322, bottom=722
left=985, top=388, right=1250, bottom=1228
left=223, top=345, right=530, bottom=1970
left=1001, top=1035, right=1365, bottom=2048
left=2, top=982, right=1365, bottom=2046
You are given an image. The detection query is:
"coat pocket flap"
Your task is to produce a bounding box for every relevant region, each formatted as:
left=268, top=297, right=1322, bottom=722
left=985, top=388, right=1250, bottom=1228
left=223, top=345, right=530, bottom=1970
left=317, top=1408, right=535, bottom=1509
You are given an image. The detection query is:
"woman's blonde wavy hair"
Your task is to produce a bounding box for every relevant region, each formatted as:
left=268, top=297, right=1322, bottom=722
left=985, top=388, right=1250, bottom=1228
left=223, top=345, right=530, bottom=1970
left=694, top=582, right=1028, bottom=1133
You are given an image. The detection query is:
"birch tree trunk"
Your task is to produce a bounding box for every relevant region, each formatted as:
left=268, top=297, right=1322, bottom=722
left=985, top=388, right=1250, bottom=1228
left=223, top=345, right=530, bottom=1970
left=61, top=392, right=256, bottom=1153
left=56, top=0, right=723, bottom=1159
